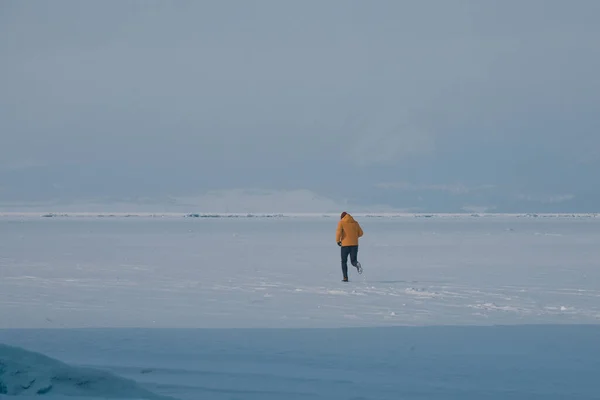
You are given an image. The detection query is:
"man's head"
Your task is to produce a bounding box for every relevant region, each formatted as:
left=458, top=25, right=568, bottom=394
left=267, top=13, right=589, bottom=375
left=340, top=211, right=348, bottom=219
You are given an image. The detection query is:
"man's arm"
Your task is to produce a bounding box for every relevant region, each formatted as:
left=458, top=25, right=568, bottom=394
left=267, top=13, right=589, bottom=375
left=336, top=221, right=343, bottom=243
left=357, top=223, right=363, bottom=238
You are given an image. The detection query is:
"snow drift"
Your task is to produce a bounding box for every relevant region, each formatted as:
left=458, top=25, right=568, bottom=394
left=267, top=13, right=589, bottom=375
left=0, top=344, right=173, bottom=399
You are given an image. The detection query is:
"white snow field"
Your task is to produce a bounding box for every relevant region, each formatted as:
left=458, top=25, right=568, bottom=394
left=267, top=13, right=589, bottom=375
left=1, top=214, right=599, bottom=399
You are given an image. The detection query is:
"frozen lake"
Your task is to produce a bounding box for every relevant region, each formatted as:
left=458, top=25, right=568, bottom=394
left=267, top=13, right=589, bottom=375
left=1, top=215, right=599, bottom=399
left=1, top=215, right=599, bottom=328
left=1, top=325, right=599, bottom=400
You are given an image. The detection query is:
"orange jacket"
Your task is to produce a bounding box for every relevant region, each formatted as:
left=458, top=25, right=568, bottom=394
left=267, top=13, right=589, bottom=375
left=336, top=213, right=363, bottom=246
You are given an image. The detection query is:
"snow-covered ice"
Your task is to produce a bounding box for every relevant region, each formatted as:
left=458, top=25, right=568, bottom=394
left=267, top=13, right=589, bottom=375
left=1, top=326, right=599, bottom=400
left=0, top=343, right=173, bottom=399
left=1, top=215, right=599, bottom=399
left=1, top=215, right=599, bottom=328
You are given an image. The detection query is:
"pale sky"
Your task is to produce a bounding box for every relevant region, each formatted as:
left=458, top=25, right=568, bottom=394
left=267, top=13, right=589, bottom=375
left=1, top=0, right=599, bottom=212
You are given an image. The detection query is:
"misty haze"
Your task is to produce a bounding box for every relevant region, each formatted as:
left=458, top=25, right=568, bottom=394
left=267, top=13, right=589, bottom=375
left=1, top=2, right=599, bottom=400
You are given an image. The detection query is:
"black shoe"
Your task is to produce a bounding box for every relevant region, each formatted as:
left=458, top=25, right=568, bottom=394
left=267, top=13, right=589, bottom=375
left=342, top=277, right=348, bottom=282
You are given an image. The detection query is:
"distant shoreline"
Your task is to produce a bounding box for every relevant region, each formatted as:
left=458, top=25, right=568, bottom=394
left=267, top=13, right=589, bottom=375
left=0, top=212, right=598, bottom=219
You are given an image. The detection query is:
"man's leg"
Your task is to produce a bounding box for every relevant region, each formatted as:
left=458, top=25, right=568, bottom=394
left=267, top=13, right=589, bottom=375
left=349, top=246, right=362, bottom=273
left=340, top=246, right=350, bottom=280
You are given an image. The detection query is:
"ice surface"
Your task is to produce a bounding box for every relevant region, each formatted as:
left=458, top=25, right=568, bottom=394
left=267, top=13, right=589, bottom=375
left=1, top=216, right=599, bottom=328
left=1, top=216, right=599, bottom=399
left=0, top=343, right=172, bottom=399
left=1, top=326, right=599, bottom=400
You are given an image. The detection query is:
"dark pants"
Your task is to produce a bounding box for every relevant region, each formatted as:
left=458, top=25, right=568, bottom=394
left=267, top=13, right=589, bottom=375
left=341, top=245, right=359, bottom=279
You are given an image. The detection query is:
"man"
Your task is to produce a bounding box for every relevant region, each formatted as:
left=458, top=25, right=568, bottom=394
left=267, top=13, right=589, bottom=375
left=335, top=211, right=364, bottom=282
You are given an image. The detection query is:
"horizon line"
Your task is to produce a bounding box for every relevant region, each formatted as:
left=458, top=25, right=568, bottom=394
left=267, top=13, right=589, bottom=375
left=0, top=212, right=598, bottom=218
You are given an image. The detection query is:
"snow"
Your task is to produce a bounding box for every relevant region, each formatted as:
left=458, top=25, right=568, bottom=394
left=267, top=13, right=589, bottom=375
left=0, top=344, right=172, bottom=399
left=1, top=326, right=599, bottom=400
left=1, top=215, right=599, bottom=399
left=2, top=215, right=599, bottom=328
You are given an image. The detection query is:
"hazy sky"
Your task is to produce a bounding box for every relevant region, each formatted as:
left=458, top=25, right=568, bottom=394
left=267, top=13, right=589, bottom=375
left=2, top=0, right=599, bottom=212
